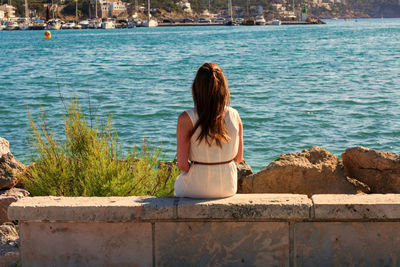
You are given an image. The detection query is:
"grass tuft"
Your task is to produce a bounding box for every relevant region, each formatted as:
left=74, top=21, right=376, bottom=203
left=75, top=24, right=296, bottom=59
left=23, top=98, right=179, bottom=197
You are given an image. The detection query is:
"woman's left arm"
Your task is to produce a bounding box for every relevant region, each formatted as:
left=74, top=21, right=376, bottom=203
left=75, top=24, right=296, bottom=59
left=176, top=111, right=193, bottom=172
left=234, top=116, right=243, bottom=163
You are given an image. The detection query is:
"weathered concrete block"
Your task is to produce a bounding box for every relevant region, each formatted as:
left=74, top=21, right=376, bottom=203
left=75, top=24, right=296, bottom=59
left=312, top=194, right=400, bottom=219
left=295, top=222, right=400, bottom=266
left=155, top=222, right=289, bottom=266
left=9, top=196, right=175, bottom=221
left=20, top=221, right=152, bottom=267
left=178, top=194, right=312, bottom=219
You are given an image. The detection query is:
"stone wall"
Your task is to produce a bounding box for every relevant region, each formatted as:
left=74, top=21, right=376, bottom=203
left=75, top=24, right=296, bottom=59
left=8, top=194, right=400, bottom=266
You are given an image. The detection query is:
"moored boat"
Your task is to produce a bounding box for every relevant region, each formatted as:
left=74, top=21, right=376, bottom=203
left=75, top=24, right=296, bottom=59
left=47, top=19, right=62, bottom=30
left=62, top=21, right=76, bottom=29
left=5, top=21, right=19, bottom=31
left=88, top=19, right=102, bottom=29
left=79, top=20, right=90, bottom=29
left=271, top=19, right=281, bottom=25
left=31, top=20, right=46, bottom=30
left=102, top=18, right=115, bottom=29
left=255, top=15, right=266, bottom=25
left=142, top=0, right=158, bottom=27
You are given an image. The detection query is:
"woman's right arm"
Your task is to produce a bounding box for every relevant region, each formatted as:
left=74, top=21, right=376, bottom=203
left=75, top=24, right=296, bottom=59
left=176, top=111, right=193, bottom=172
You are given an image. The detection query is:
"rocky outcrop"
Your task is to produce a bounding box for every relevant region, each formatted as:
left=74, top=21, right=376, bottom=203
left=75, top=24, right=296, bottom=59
left=239, top=146, right=369, bottom=196
left=342, top=146, right=400, bottom=193
left=0, top=153, right=25, bottom=190
left=0, top=223, right=19, bottom=267
left=306, top=17, right=326, bottom=24
left=0, top=188, right=29, bottom=224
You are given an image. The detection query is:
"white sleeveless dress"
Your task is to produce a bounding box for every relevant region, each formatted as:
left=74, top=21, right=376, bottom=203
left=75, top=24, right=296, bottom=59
left=174, top=106, right=240, bottom=198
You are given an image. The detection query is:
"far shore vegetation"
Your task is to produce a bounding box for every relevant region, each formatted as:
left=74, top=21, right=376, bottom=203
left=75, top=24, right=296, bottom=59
left=22, top=98, right=179, bottom=197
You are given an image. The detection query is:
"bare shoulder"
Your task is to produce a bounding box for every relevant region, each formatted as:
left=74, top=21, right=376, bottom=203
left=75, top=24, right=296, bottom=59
left=177, top=111, right=193, bottom=128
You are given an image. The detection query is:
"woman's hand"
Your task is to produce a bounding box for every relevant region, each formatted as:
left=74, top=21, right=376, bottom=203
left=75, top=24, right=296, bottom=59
left=176, top=111, right=193, bottom=172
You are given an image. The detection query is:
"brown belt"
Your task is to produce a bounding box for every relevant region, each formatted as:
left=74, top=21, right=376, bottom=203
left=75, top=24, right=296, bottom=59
left=190, top=159, right=234, bottom=165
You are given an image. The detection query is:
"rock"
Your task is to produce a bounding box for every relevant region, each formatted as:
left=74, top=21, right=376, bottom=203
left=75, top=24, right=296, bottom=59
left=342, top=146, right=400, bottom=193
left=0, top=138, right=9, bottom=159
left=0, top=188, right=29, bottom=224
left=236, top=161, right=253, bottom=193
left=0, top=222, right=19, bottom=267
left=241, top=146, right=368, bottom=196
left=0, top=153, right=25, bottom=190
left=306, top=17, right=326, bottom=24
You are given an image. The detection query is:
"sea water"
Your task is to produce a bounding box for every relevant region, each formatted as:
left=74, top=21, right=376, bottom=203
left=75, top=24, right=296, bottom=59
left=1, top=18, right=400, bottom=171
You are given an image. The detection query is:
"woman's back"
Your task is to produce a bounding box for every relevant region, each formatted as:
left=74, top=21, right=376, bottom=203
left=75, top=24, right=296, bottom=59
left=187, top=106, right=240, bottom=164
left=174, top=106, right=241, bottom=198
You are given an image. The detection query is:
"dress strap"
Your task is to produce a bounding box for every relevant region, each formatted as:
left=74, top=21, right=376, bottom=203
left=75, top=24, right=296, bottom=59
left=185, top=108, right=198, bottom=125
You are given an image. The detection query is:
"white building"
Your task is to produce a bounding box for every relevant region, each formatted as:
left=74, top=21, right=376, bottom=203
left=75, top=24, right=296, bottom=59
left=177, top=0, right=192, bottom=13
left=0, top=10, right=4, bottom=19
left=0, top=4, right=16, bottom=18
left=99, top=0, right=127, bottom=18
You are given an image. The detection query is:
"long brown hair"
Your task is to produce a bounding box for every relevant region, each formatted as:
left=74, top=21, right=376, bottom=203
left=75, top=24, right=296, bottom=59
left=190, top=63, right=231, bottom=147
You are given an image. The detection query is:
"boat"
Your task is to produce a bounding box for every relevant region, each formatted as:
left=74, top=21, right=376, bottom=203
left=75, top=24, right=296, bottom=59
left=47, top=19, right=62, bottom=30
left=88, top=19, right=102, bottom=29
left=242, top=18, right=256, bottom=25
left=242, top=0, right=255, bottom=25
left=5, top=21, right=19, bottom=31
left=62, top=21, right=76, bottom=29
left=271, top=19, right=281, bottom=25
left=19, top=0, right=30, bottom=30
left=0, top=22, right=6, bottom=31
left=143, top=0, right=158, bottom=27
left=18, top=18, right=30, bottom=30
left=31, top=20, right=46, bottom=30
left=78, top=20, right=89, bottom=29
left=143, top=19, right=158, bottom=27
left=225, top=0, right=238, bottom=26
left=102, top=18, right=115, bottom=29
left=255, top=15, right=266, bottom=25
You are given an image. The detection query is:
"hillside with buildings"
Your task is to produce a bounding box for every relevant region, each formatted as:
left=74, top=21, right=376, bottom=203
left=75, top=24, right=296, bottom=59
left=1, top=0, right=400, bottom=21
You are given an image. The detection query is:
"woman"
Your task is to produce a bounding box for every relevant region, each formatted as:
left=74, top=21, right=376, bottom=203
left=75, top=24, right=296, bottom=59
left=174, top=63, right=243, bottom=198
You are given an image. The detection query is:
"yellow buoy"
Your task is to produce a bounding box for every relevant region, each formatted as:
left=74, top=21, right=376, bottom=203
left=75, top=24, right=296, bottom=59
left=44, top=31, right=51, bottom=39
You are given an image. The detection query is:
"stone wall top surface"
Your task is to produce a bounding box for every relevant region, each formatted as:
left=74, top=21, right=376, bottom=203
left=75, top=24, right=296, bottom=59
left=312, top=194, right=400, bottom=219
left=9, top=194, right=312, bottom=221
left=8, top=194, right=400, bottom=222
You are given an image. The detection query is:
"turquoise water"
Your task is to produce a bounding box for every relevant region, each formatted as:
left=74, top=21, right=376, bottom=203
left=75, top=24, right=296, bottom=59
left=1, top=18, right=400, bottom=171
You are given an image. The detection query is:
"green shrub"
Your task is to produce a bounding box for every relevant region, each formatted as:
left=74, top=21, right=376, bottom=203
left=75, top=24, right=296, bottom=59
left=23, top=98, right=180, bottom=197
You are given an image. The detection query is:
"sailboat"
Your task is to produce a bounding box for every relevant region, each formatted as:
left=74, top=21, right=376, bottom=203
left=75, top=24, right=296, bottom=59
left=19, top=0, right=30, bottom=30
left=143, top=0, right=157, bottom=27
left=243, top=0, right=255, bottom=25
left=225, top=0, right=238, bottom=25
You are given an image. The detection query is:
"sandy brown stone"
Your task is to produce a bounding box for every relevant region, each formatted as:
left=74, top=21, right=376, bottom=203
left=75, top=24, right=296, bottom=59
left=0, top=222, right=19, bottom=267
left=155, top=222, right=289, bottom=266
left=295, top=222, right=400, bottom=266
left=236, top=160, right=253, bottom=192
left=0, top=153, right=25, bottom=190
left=0, top=188, right=29, bottom=223
left=241, top=146, right=367, bottom=196
left=20, top=221, right=152, bottom=267
left=342, top=146, right=400, bottom=193
left=0, top=138, right=9, bottom=159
